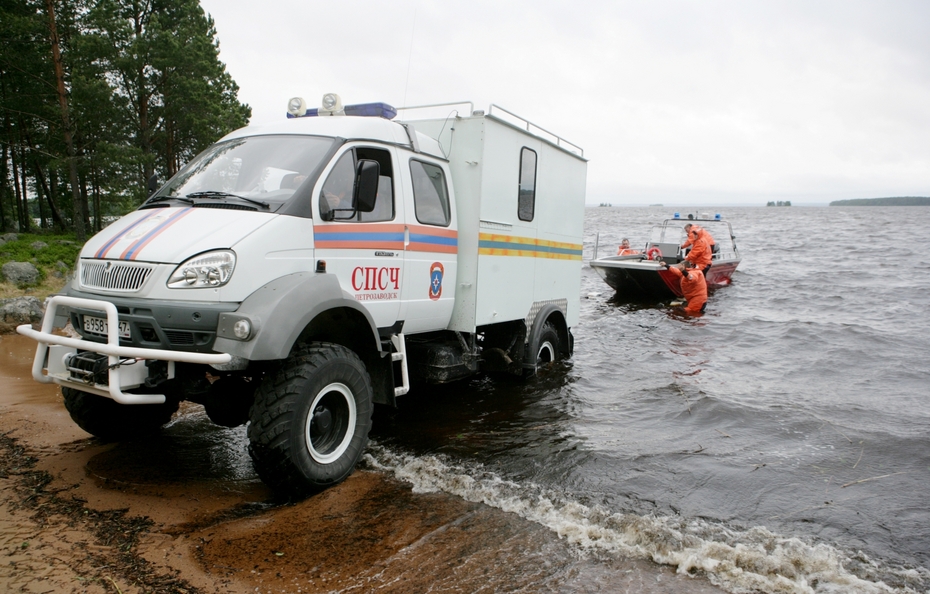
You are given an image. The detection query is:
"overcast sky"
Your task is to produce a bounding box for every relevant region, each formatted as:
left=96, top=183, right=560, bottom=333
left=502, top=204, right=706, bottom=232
left=198, top=0, right=929, bottom=206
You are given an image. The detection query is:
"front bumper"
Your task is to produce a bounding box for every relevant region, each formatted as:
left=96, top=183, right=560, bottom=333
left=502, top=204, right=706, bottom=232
left=17, top=295, right=232, bottom=405
left=63, top=287, right=238, bottom=353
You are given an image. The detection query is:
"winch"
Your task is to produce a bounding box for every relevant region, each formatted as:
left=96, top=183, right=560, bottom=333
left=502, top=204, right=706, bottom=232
left=66, top=351, right=110, bottom=385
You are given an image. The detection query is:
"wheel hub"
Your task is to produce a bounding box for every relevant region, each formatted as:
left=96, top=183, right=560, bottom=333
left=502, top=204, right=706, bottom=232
left=304, top=383, right=357, bottom=464
left=538, top=341, right=555, bottom=364
left=311, top=405, right=333, bottom=434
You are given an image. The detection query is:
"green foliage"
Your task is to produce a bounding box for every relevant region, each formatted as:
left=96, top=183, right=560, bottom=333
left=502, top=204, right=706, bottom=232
left=829, top=197, right=930, bottom=207
left=0, top=233, right=82, bottom=269
left=0, top=232, right=82, bottom=295
left=0, top=0, right=251, bottom=233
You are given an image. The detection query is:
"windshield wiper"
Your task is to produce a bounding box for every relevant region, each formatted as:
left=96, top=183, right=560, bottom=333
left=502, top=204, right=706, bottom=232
left=145, top=195, right=194, bottom=205
left=185, top=191, right=270, bottom=209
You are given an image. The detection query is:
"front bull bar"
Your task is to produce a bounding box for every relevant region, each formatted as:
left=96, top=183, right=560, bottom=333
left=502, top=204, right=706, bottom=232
left=17, top=295, right=232, bottom=405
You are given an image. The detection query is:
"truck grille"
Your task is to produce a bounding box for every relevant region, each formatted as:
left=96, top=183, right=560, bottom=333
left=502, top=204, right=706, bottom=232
left=164, top=330, right=195, bottom=345
left=80, top=260, right=155, bottom=292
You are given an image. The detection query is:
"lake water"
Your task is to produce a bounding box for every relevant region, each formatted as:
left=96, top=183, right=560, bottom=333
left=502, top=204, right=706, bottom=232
left=367, top=205, right=930, bottom=593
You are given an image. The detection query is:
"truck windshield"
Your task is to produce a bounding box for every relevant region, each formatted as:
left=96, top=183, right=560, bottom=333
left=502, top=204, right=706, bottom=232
left=152, top=135, right=335, bottom=209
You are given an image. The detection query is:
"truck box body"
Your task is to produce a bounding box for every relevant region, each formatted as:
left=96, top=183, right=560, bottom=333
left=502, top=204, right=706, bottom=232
left=404, top=110, right=586, bottom=333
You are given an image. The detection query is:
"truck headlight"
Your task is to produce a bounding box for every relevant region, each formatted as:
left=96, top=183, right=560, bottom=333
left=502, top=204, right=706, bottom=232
left=168, top=250, right=236, bottom=289
left=233, top=319, right=251, bottom=339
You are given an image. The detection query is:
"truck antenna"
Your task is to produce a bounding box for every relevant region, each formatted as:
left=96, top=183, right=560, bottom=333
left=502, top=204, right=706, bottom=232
left=403, top=4, right=419, bottom=108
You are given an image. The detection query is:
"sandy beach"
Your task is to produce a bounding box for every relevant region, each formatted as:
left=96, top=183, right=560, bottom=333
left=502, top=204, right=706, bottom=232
left=0, top=332, right=726, bottom=594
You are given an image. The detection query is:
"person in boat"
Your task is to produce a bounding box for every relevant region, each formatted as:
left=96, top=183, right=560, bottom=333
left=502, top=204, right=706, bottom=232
left=616, top=238, right=640, bottom=256
left=661, top=260, right=707, bottom=315
left=681, top=223, right=716, bottom=251
left=683, top=228, right=713, bottom=275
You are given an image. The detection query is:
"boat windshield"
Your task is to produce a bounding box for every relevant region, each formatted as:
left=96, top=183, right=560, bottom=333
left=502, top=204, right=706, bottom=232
left=150, top=135, right=335, bottom=209
left=650, top=219, right=738, bottom=258
left=649, top=221, right=689, bottom=244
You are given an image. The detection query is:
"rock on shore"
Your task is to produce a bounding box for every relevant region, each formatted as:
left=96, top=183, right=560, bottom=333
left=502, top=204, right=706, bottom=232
left=0, top=296, right=44, bottom=334
left=2, top=262, right=40, bottom=286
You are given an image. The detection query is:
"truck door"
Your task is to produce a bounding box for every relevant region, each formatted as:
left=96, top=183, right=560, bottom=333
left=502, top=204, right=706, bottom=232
left=312, top=145, right=404, bottom=329
left=397, top=158, right=457, bottom=333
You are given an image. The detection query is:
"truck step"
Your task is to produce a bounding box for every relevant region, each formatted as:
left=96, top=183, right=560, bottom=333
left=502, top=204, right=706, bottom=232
left=390, top=334, right=409, bottom=397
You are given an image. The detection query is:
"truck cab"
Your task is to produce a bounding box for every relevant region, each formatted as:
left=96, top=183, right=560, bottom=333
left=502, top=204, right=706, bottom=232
left=19, top=94, right=587, bottom=497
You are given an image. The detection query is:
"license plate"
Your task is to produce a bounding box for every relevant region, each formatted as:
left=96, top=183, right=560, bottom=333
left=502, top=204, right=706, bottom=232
left=83, top=315, right=131, bottom=339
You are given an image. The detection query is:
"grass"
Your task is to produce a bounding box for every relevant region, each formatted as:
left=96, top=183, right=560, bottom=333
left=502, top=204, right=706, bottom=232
left=0, top=233, right=82, bottom=300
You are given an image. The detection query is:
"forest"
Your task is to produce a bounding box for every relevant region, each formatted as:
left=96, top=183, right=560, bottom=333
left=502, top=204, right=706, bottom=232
left=829, top=197, right=930, bottom=207
left=0, top=0, right=250, bottom=242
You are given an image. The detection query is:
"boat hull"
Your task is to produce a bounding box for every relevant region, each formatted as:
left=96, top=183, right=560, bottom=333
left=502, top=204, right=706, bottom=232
left=590, top=256, right=740, bottom=300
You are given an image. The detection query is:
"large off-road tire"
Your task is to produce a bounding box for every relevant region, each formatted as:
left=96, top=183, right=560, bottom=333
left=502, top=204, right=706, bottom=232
left=535, top=322, right=560, bottom=367
left=247, top=342, right=373, bottom=498
left=62, top=387, right=180, bottom=441
left=522, top=321, right=564, bottom=379
left=203, top=376, right=257, bottom=428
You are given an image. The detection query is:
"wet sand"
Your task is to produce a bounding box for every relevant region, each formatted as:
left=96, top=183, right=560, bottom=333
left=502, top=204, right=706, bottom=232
left=1, top=333, right=725, bottom=593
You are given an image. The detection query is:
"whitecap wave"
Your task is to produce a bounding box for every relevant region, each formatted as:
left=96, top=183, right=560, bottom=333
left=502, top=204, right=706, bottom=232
left=363, top=444, right=929, bottom=594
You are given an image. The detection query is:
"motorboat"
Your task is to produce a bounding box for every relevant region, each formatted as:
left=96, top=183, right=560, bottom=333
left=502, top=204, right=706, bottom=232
left=589, top=212, right=740, bottom=300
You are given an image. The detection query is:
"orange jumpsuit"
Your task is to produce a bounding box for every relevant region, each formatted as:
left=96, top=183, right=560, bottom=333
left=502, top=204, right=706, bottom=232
left=667, top=266, right=707, bottom=315
left=681, top=225, right=716, bottom=250
left=685, top=234, right=713, bottom=271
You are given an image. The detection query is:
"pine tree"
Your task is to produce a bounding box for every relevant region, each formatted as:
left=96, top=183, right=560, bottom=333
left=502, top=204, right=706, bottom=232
left=0, top=0, right=251, bottom=235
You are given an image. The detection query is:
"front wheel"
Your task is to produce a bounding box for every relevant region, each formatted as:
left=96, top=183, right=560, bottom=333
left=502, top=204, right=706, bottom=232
left=247, top=343, right=373, bottom=497
left=203, top=375, right=257, bottom=428
left=62, top=387, right=180, bottom=441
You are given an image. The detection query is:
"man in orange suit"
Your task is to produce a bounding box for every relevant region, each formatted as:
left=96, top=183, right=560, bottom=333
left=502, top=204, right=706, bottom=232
left=681, top=223, right=716, bottom=251
left=662, top=260, right=707, bottom=316
left=616, top=238, right=640, bottom=255
left=683, top=229, right=712, bottom=274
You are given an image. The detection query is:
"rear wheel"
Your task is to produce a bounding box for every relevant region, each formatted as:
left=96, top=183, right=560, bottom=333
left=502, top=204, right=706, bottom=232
left=247, top=342, right=373, bottom=497
left=62, top=387, right=180, bottom=441
left=535, top=322, right=560, bottom=367
left=522, top=320, right=564, bottom=378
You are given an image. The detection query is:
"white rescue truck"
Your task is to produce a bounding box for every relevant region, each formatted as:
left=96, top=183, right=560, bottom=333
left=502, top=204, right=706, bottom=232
left=18, top=94, right=587, bottom=496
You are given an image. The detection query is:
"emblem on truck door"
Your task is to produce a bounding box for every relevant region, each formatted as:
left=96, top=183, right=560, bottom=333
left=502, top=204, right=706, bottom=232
left=429, top=262, right=444, bottom=301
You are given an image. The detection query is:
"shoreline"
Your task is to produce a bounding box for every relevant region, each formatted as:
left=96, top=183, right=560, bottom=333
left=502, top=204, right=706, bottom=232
left=1, top=333, right=725, bottom=593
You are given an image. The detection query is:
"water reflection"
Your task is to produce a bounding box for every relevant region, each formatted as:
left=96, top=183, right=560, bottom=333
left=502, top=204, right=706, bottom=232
left=85, top=408, right=259, bottom=486
left=372, top=363, right=581, bottom=465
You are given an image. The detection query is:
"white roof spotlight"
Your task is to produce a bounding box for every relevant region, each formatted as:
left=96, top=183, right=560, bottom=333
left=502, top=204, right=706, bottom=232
left=287, top=96, right=307, bottom=117
left=319, top=92, right=344, bottom=116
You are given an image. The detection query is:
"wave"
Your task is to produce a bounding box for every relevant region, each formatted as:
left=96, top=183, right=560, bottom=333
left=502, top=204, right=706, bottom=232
left=363, top=444, right=928, bottom=594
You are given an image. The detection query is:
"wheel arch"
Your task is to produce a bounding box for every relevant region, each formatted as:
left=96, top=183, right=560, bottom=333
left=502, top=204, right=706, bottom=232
left=294, top=306, right=385, bottom=379
left=214, top=272, right=382, bottom=362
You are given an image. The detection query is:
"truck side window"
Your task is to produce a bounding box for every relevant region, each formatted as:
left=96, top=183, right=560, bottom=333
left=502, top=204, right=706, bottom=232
left=410, top=160, right=450, bottom=226
left=356, top=147, right=394, bottom=222
left=518, top=147, right=537, bottom=222
left=320, top=147, right=395, bottom=222
left=319, top=152, right=355, bottom=220
left=358, top=176, right=394, bottom=222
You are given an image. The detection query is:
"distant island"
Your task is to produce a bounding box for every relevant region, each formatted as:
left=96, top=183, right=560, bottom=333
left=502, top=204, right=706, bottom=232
left=766, top=201, right=791, bottom=207
left=829, top=196, right=930, bottom=206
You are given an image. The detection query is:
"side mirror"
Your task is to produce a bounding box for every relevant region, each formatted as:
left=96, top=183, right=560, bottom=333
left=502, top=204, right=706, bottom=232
left=353, top=160, right=379, bottom=213
left=147, top=174, right=159, bottom=196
